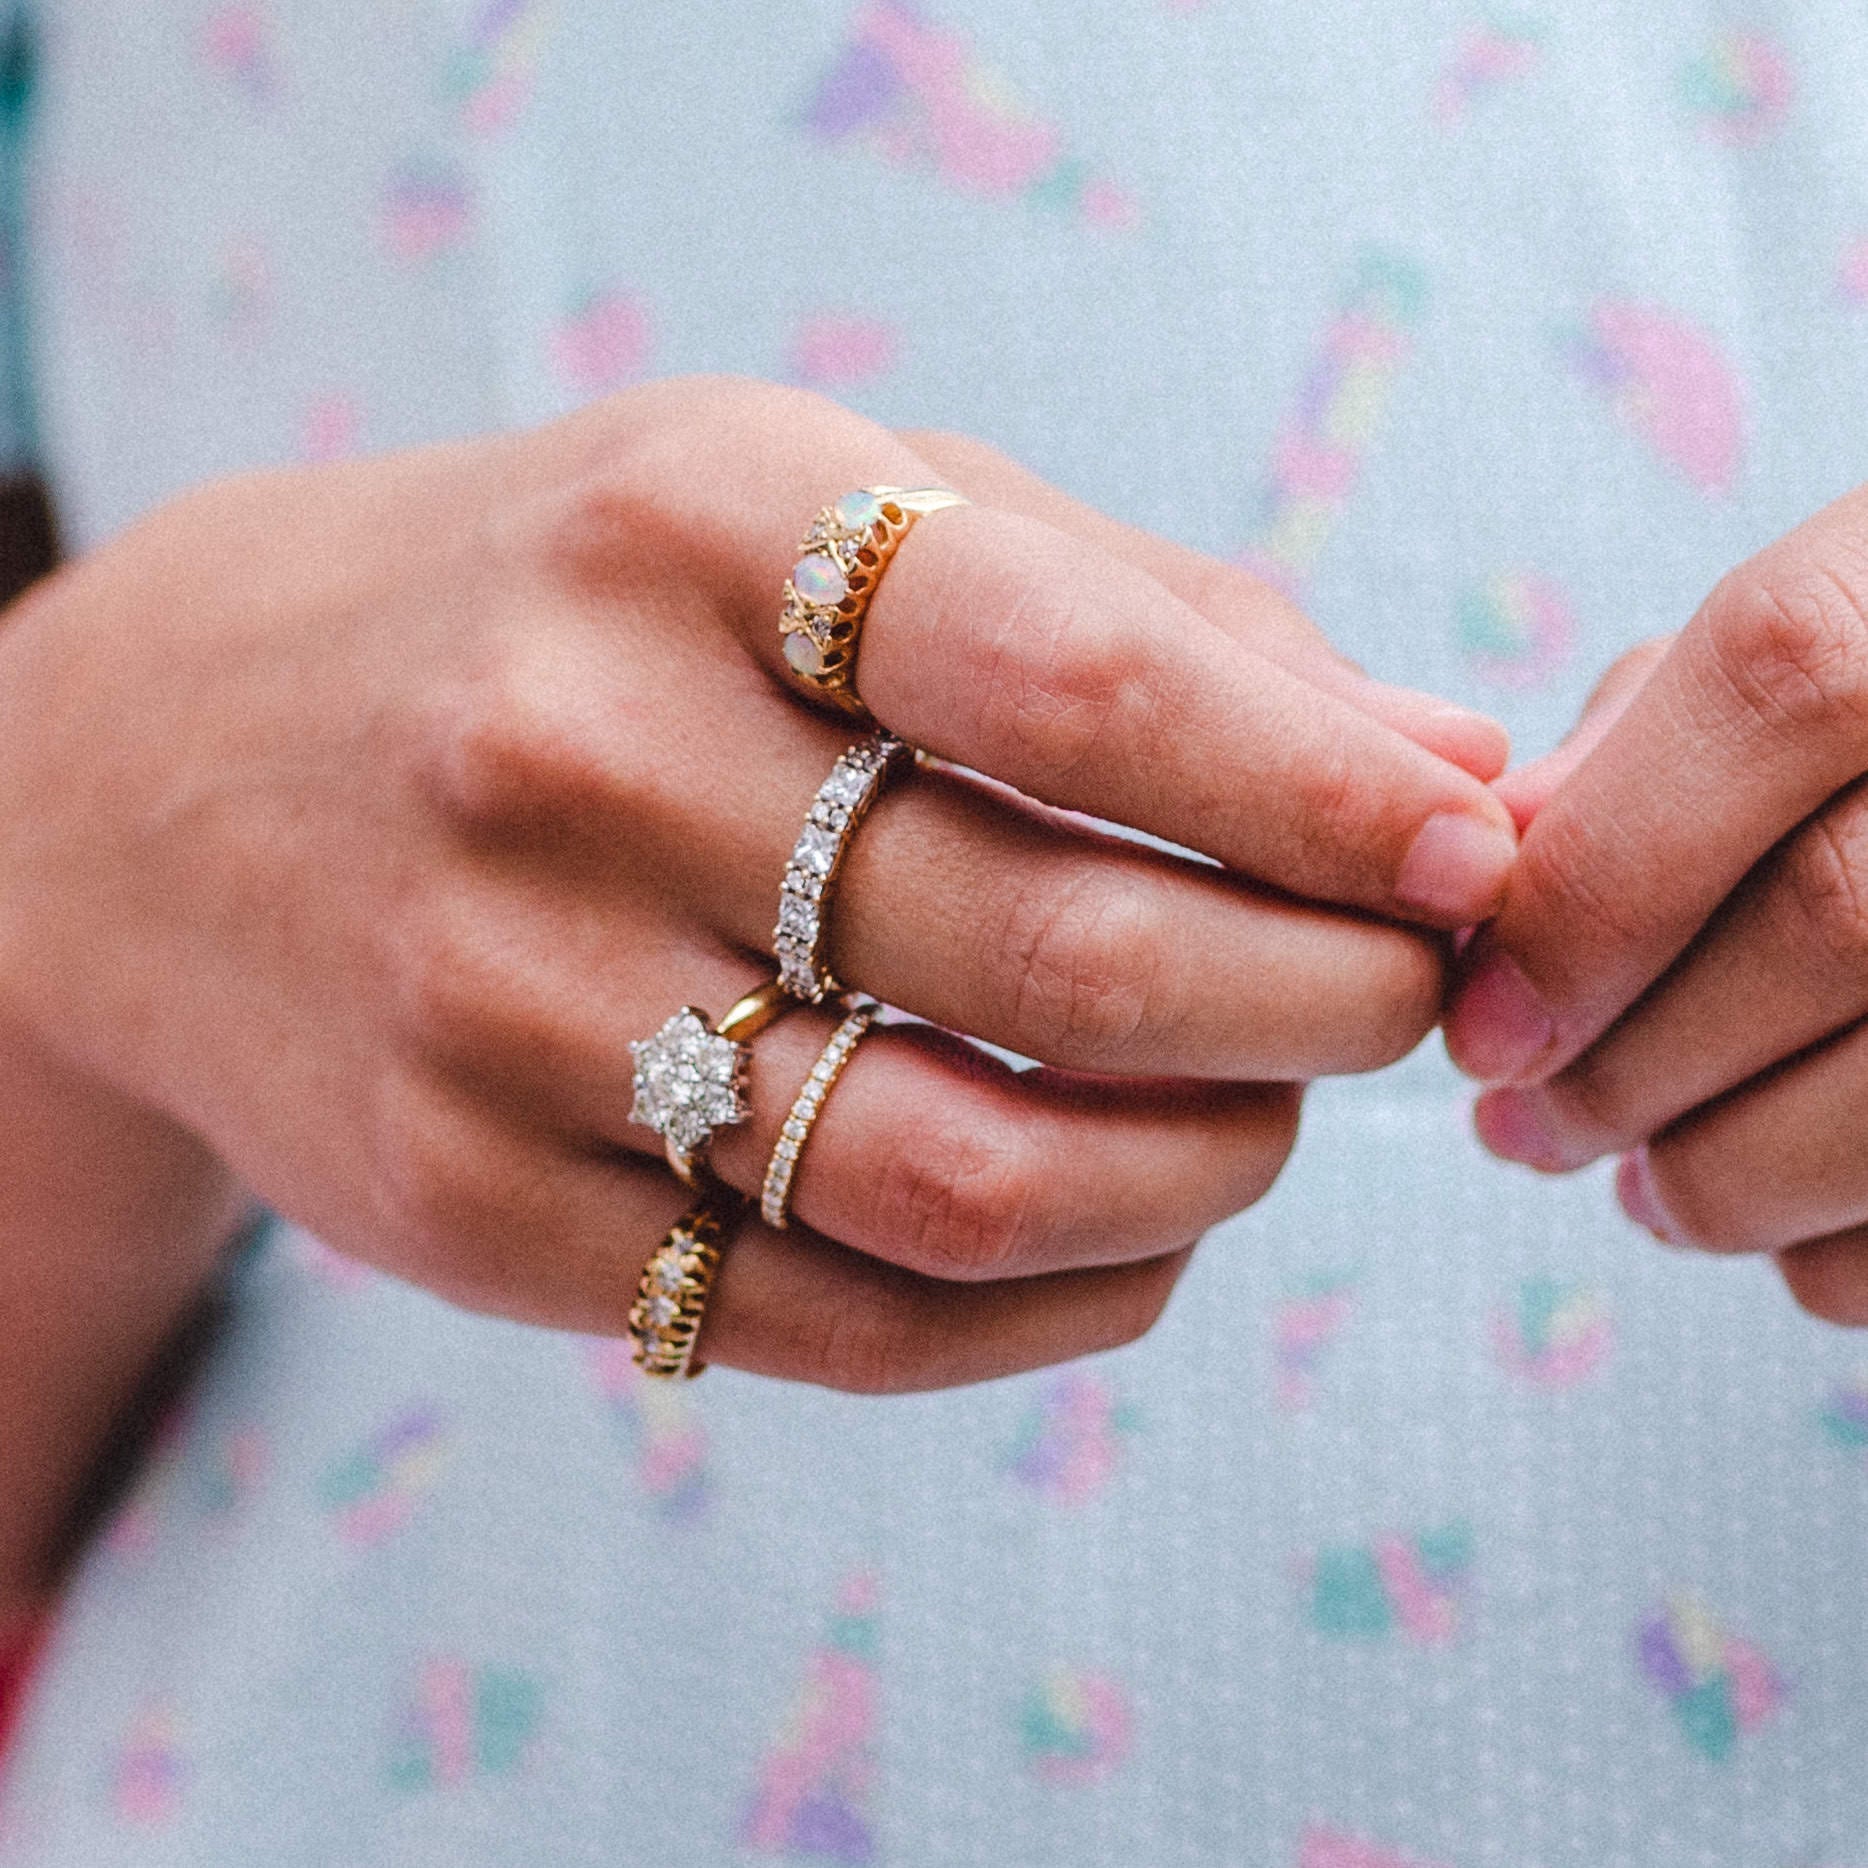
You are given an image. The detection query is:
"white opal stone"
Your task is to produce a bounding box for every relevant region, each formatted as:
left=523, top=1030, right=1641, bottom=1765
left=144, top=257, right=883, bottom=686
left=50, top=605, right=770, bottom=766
left=834, top=490, right=884, bottom=533
left=783, top=630, right=827, bottom=677
left=791, top=553, right=847, bottom=607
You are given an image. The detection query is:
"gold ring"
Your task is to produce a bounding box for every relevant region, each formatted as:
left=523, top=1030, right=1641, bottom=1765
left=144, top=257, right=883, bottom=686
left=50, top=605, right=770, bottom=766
left=628, top=1185, right=744, bottom=1379
left=779, top=486, right=968, bottom=717
left=775, top=732, right=910, bottom=1002
left=629, top=979, right=799, bottom=1184
left=761, top=1000, right=877, bottom=1230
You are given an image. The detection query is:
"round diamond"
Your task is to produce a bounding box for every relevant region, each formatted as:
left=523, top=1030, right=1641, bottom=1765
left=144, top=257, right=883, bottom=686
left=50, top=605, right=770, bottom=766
left=784, top=630, right=827, bottom=677
left=791, top=553, right=847, bottom=607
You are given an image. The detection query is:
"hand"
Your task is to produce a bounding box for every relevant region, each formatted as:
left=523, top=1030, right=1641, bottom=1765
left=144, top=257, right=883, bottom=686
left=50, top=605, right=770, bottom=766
left=1447, top=483, right=1868, bottom=1326
left=0, top=377, right=1517, bottom=1391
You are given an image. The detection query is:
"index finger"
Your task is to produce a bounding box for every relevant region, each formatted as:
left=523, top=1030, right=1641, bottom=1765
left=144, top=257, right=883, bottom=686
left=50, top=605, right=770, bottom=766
left=1447, top=485, right=1868, bottom=1083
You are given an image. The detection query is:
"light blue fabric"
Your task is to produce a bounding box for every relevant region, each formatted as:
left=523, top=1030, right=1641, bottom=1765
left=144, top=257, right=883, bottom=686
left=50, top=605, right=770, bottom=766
left=5, top=3, right=1868, bottom=1863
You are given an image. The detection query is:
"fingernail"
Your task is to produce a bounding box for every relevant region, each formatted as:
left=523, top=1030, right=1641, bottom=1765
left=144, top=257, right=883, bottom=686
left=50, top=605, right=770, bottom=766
left=1472, top=1087, right=1566, bottom=1170
left=1394, top=812, right=1518, bottom=923
left=1446, top=949, right=1554, bottom=1082
left=1616, top=1147, right=1684, bottom=1245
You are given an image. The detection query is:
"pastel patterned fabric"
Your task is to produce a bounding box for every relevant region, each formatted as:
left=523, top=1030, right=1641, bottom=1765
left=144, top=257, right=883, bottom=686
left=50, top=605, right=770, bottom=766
left=5, top=3, right=1868, bottom=1862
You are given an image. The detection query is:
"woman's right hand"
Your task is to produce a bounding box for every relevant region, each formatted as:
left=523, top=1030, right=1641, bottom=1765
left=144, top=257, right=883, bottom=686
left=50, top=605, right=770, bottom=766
left=0, top=377, right=1516, bottom=1392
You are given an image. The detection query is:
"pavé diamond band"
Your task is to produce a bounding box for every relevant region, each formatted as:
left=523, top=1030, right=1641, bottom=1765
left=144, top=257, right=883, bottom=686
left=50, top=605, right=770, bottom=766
left=779, top=485, right=968, bottom=716
left=627, top=1185, right=744, bottom=1380
left=775, top=732, right=910, bottom=1003
left=628, top=978, right=798, bottom=1184
left=761, top=1000, right=878, bottom=1231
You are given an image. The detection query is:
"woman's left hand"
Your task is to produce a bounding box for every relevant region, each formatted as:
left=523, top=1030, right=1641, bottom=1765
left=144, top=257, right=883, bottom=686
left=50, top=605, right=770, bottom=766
left=1445, top=482, right=1868, bottom=1326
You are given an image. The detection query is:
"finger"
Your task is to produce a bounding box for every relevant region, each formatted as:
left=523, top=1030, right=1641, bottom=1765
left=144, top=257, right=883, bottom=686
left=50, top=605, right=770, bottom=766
left=1612, top=1018, right=1868, bottom=1255
left=394, top=902, right=1303, bottom=1279
left=549, top=379, right=1518, bottom=928
left=701, top=1232, right=1195, bottom=1393
left=853, top=504, right=1518, bottom=927
left=422, top=638, right=1450, bottom=1080
left=1776, top=1232, right=1868, bottom=1328
left=900, top=426, right=1511, bottom=781
left=706, top=1015, right=1300, bottom=1280
left=691, top=694, right=1448, bottom=1079
left=1476, top=778, right=1868, bottom=1172
left=1448, top=488, right=1868, bottom=1083
left=363, top=1072, right=1194, bottom=1389
left=1491, top=636, right=1671, bottom=832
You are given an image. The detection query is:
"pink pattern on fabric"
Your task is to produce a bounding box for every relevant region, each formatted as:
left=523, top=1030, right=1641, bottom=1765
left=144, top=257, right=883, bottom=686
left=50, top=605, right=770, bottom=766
left=1679, top=32, right=1793, bottom=146
left=1273, top=1276, right=1357, bottom=1411
left=1240, top=252, right=1426, bottom=596
left=1561, top=301, right=1744, bottom=495
left=549, top=288, right=652, bottom=396
left=301, top=394, right=362, bottom=464
left=114, top=1701, right=183, bottom=1826
left=1018, top=1668, right=1133, bottom=1784
left=741, top=1572, right=880, bottom=1863
left=789, top=313, right=901, bottom=388
left=1298, top=1828, right=1450, bottom=1868
left=804, top=3, right=1137, bottom=228
left=1839, top=238, right=1868, bottom=307
left=1006, top=1370, right=1137, bottom=1503
left=1432, top=21, right=1544, bottom=126
left=587, top=1339, right=711, bottom=1521
left=199, top=5, right=277, bottom=104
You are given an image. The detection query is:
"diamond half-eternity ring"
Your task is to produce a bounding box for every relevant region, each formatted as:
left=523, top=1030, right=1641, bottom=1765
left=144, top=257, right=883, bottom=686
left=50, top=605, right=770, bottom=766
left=761, top=999, right=877, bottom=1230
left=775, top=732, right=910, bottom=1003
left=628, top=1186, right=743, bottom=1380
left=629, top=978, right=798, bottom=1184
left=779, top=485, right=968, bottom=716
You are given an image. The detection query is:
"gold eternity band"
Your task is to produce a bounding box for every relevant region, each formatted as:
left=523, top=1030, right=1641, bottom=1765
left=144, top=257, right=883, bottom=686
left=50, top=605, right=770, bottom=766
left=761, top=999, right=878, bottom=1229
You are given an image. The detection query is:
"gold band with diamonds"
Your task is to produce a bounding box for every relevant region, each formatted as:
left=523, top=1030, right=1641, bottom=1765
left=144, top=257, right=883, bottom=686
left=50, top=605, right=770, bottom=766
left=629, top=979, right=799, bottom=1185
left=775, top=733, right=910, bottom=1002
left=761, top=1000, right=877, bottom=1230
left=628, top=1186, right=744, bottom=1379
left=779, top=486, right=969, bottom=717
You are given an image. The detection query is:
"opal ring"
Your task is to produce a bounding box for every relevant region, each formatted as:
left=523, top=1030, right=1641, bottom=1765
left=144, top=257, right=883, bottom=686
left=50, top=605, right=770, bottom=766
left=629, top=979, right=799, bottom=1184
left=779, top=486, right=969, bottom=716
left=628, top=1185, right=744, bottom=1379
left=762, top=999, right=877, bottom=1230
left=776, top=732, right=911, bottom=1002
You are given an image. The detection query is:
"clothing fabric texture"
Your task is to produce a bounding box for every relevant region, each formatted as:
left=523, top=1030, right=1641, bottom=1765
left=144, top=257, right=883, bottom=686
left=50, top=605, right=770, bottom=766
left=4, top=3, right=1868, bottom=1863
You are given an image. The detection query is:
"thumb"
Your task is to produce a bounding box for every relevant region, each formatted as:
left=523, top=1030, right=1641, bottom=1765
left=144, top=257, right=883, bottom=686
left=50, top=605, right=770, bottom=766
left=1493, top=636, right=1674, bottom=832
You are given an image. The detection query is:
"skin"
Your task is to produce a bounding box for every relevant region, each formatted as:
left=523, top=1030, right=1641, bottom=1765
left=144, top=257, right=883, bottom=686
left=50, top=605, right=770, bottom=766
left=1447, top=480, right=1868, bottom=1328
left=0, top=375, right=1520, bottom=1618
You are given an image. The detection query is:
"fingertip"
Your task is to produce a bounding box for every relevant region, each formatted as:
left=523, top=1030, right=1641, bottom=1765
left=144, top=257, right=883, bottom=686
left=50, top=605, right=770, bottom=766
left=1445, top=944, right=1555, bottom=1082
left=1358, top=686, right=1513, bottom=782
left=1393, top=808, right=1518, bottom=927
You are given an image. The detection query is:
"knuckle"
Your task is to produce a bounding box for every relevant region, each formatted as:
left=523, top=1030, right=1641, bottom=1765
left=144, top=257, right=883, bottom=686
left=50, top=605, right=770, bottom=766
left=998, top=866, right=1167, bottom=1065
left=972, top=577, right=1153, bottom=781
left=1779, top=1248, right=1868, bottom=1328
left=1777, top=797, right=1868, bottom=974
left=1335, top=936, right=1445, bottom=1073
left=872, top=1107, right=1038, bottom=1280
left=418, top=651, right=619, bottom=835
left=382, top=894, right=512, bottom=1068
left=804, top=1284, right=928, bottom=1395
left=366, top=1081, right=516, bottom=1303
left=1092, top=1252, right=1189, bottom=1355
left=1706, top=559, right=1868, bottom=735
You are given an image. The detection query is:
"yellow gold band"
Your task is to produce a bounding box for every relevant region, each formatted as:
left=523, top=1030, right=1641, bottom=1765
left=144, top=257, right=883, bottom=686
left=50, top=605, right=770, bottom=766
left=779, top=486, right=968, bottom=717
left=627, top=1186, right=744, bottom=1380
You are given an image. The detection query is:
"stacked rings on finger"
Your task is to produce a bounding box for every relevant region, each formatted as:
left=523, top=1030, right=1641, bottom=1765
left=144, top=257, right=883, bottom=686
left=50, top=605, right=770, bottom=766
left=762, top=998, right=878, bottom=1230
left=776, top=731, right=910, bottom=1002
left=628, top=1186, right=744, bottom=1379
left=629, top=978, right=800, bottom=1183
left=779, top=485, right=968, bottom=716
